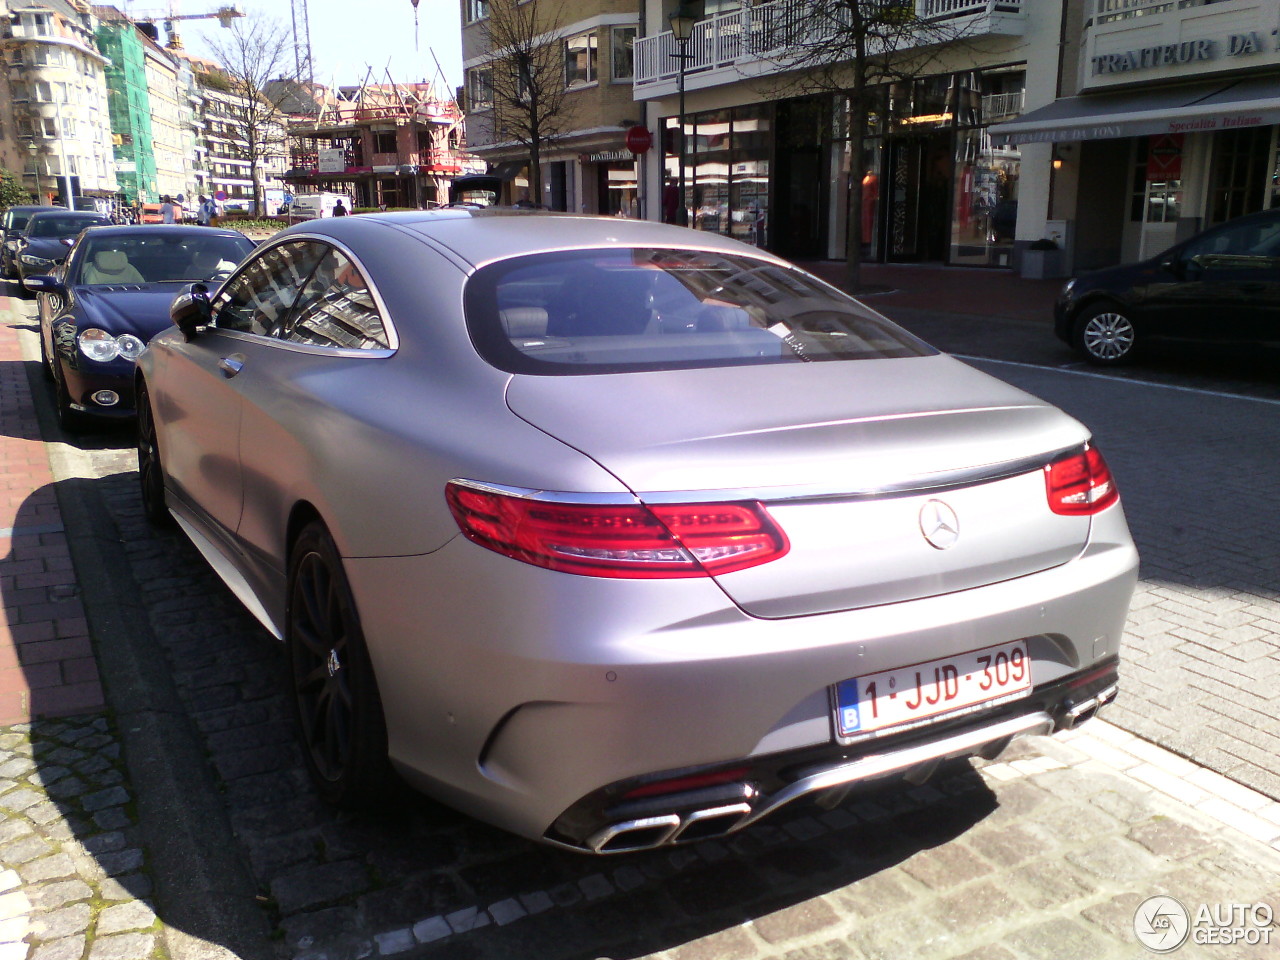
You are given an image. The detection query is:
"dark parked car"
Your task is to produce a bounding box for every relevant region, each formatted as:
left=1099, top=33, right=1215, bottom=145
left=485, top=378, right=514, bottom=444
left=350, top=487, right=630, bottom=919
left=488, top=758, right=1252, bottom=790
left=14, top=209, right=112, bottom=284
left=1, top=204, right=57, bottom=279
left=1056, top=209, right=1280, bottom=365
left=25, top=224, right=255, bottom=430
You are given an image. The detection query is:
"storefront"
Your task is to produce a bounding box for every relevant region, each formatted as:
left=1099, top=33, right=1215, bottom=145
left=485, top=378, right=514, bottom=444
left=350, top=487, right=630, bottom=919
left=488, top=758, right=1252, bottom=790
left=662, top=67, right=1027, bottom=266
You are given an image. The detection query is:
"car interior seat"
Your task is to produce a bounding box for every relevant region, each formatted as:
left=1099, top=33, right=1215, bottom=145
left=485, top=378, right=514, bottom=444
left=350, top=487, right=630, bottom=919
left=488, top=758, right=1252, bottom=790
left=82, top=250, right=145, bottom=285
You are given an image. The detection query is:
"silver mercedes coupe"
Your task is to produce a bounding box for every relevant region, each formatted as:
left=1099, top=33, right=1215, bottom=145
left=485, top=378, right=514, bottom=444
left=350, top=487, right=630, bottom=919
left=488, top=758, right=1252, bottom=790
left=138, top=210, right=1138, bottom=853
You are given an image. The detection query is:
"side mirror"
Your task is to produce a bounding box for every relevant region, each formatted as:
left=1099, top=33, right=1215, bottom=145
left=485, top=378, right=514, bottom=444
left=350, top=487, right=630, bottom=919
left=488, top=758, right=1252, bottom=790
left=171, top=283, right=211, bottom=342
left=22, top=275, right=63, bottom=294
left=1159, top=257, right=1185, bottom=279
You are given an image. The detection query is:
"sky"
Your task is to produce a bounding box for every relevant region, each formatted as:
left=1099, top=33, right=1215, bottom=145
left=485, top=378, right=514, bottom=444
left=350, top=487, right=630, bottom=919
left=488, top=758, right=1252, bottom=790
left=132, top=0, right=464, bottom=95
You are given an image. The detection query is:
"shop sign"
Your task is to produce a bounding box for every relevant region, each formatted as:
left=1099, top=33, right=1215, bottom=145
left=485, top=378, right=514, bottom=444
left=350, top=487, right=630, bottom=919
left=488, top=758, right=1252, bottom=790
left=582, top=151, right=632, bottom=163
left=1146, top=134, right=1183, bottom=181
left=318, top=148, right=346, bottom=173
left=1092, top=31, right=1278, bottom=76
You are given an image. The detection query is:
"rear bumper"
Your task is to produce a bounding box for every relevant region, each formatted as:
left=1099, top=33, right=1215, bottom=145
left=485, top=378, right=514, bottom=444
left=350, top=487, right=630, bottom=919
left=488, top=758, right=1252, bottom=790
left=344, top=504, right=1138, bottom=847
left=557, top=662, right=1118, bottom=853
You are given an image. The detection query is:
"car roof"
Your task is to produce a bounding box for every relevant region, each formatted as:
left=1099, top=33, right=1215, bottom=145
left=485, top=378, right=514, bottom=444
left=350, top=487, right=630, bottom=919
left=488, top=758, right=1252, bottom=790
left=286, top=209, right=789, bottom=271
left=5, top=205, right=58, bottom=213
left=28, top=209, right=109, bottom=220
left=77, top=224, right=249, bottom=239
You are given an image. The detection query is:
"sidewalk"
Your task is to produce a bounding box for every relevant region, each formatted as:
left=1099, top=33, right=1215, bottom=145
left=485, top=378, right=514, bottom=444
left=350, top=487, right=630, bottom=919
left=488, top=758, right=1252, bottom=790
left=0, top=318, right=102, bottom=724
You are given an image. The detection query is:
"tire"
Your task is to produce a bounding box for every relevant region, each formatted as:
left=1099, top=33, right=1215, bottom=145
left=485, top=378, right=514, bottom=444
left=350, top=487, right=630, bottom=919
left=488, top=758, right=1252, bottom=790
left=136, top=383, right=172, bottom=527
left=38, top=328, right=54, bottom=383
left=287, top=522, right=391, bottom=808
left=51, top=359, right=88, bottom=432
left=1073, top=303, right=1137, bottom=366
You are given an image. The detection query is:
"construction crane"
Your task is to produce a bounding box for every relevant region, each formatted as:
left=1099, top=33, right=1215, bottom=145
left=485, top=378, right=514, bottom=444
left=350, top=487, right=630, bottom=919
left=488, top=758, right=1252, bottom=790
left=290, top=0, right=315, bottom=89
left=126, top=4, right=245, bottom=49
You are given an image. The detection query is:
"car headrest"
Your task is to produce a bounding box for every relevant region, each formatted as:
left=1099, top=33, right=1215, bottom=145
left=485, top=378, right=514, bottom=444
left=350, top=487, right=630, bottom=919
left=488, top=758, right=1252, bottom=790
left=94, top=250, right=131, bottom=273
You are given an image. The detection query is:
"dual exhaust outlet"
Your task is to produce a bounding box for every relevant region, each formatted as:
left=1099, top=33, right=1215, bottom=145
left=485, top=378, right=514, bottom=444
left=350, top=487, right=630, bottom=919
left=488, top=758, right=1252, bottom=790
left=579, top=692, right=1116, bottom=854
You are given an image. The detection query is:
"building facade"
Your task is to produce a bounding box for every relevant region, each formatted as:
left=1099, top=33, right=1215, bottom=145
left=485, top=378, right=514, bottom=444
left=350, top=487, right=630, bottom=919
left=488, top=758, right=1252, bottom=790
left=993, top=0, right=1280, bottom=273
left=193, top=67, right=287, bottom=214
left=631, top=0, right=1060, bottom=267
left=283, top=83, right=465, bottom=209
left=1, top=0, right=117, bottom=207
left=94, top=6, right=157, bottom=206
left=462, top=0, right=641, bottom=213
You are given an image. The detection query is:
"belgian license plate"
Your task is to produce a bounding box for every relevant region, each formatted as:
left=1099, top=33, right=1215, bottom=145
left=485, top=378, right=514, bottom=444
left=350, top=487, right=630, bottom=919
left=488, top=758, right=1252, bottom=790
left=835, top=640, right=1032, bottom=740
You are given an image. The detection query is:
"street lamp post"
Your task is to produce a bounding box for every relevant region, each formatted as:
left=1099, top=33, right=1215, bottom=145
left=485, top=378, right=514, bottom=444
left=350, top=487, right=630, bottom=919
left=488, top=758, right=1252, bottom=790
left=668, top=4, right=695, bottom=227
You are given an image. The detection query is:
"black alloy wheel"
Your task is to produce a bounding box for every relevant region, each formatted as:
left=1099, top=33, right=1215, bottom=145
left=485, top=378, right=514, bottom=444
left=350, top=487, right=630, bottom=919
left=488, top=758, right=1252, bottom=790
left=287, top=522, right=390, bottom=807
left=1074, top=303, right=1138, bottom=366
left=136, top=383, right=171, bottom=527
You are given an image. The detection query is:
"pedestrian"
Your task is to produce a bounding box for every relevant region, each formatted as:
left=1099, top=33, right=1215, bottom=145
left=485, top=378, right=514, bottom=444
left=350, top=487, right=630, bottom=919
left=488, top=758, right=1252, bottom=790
left=160, top=196, right=177, bottom=224
left=196, top=195, right=216, bottom=226
left=332, top=199, right=348, bottom=217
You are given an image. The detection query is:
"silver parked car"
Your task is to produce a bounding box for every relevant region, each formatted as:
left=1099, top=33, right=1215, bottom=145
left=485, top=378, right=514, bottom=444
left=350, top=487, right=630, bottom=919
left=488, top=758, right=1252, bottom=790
left=139, top=211, right=1138, bottom=853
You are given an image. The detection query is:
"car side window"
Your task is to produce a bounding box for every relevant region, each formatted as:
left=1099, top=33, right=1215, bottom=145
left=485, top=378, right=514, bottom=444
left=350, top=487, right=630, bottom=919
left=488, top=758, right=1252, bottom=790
left=213, top=241, right=326, bottom=335
left=1183, top=220, right=1280, bottom=266
left=276, top=248, right=389, bottom=350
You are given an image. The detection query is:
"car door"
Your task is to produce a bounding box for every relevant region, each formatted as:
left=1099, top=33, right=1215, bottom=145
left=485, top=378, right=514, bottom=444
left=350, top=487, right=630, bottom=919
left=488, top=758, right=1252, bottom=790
left=1147, top=217, right=1279, bottom=347
left=233, top=245, right=394, bottom=574
left=157, top=240, right=327, bottom=542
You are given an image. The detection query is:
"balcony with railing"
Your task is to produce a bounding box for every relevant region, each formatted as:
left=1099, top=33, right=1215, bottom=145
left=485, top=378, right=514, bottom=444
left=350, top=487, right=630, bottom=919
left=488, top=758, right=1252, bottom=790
left=634, top=0, right=1025, bottom=97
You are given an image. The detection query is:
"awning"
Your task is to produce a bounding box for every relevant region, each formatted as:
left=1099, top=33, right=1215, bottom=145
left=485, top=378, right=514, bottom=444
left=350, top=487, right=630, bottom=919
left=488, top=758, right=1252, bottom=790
left=990, top=76, right=1280, bottom=145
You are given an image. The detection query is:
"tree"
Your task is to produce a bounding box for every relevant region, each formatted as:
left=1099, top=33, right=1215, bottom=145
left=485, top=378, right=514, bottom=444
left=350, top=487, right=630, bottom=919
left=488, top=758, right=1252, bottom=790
left=0, top=169, right=32, bottom=208
left=202, top=16, right=298, bottom=215
left=479, top=0, right=574, bottom=204
left=759, top=1, right=979, bottom=290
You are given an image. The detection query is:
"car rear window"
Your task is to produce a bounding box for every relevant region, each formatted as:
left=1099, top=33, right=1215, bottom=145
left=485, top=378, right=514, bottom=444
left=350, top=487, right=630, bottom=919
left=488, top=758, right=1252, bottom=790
left=29, top=216, right=109, bottom=237
left=464, top=248, right=934, bottom=375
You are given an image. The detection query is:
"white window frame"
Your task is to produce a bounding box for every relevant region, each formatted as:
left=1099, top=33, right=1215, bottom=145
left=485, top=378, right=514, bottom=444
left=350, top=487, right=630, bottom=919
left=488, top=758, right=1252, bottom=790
left=564, top=31, right=598, bottom=89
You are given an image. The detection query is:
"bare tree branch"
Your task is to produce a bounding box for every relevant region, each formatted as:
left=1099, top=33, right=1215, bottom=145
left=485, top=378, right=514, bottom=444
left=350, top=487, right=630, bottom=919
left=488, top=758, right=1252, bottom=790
left=203, top=16, right=297, bottom=214
left=477, top=0, right=574, bottom=202
left=755, top=0, right=981, bottom=289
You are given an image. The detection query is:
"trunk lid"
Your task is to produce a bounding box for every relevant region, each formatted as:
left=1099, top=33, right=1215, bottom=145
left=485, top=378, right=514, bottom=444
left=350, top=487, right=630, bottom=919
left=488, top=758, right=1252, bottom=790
left=505, top=355, right=1094, bottom=618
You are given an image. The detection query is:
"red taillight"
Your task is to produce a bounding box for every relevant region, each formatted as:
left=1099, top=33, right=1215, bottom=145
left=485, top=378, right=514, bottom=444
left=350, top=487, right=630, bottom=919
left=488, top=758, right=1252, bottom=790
left=1044, top=446, right=1119, bottom=516
left=445, top=483, right=789, bottom=578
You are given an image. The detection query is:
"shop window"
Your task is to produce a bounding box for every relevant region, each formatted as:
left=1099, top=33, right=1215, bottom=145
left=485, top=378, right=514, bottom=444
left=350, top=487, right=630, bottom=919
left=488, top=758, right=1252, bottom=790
left=564, top=32, right=597, bottom=88
left=611, top=27, right=636, bottom=81
left=1208, top=127, right=1270, bottom=225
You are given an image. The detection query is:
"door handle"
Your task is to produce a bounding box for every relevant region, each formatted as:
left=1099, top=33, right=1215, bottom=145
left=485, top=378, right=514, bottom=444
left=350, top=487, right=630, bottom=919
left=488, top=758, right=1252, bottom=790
left=218, top=355, right=245, bottom=378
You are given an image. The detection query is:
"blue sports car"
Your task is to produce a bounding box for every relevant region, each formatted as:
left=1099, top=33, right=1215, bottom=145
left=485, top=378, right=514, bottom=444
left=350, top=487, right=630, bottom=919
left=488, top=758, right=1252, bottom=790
left=26, top=224, right=256, bottom=430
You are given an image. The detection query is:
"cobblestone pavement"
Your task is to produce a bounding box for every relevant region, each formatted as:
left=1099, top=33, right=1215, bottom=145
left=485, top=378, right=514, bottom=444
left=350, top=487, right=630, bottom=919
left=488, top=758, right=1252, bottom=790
left=3, top=275, right=1280, bottom=960
left=0, top=718, right=160, bottom=960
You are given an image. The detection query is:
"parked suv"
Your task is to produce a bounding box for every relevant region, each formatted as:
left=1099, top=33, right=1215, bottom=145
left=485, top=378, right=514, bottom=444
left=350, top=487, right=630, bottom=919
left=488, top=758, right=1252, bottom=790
left=2, top=204, right=57, bottom=279
left=1056, top=209, right=1280, bottom=365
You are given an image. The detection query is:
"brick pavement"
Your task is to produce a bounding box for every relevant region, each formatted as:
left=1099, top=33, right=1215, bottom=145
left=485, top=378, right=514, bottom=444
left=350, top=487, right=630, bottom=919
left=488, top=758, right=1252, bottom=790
left=803, top=260, right=1280, bottom=805
left=0, top=310, right=102, bottom=726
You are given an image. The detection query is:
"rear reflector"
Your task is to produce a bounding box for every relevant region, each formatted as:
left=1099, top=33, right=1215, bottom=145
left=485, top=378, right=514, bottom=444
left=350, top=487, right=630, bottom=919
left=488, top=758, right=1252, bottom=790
left=1044, top=446, right=1119, bottom=516
left=621, top=766, right=752, bottom=799
left=445, top=483, right=789, bottom=578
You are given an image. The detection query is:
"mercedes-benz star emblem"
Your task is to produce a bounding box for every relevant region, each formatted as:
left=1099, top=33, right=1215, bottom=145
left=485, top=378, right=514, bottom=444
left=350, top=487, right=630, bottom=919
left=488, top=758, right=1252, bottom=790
left=919, top=500, right=960, bottom=550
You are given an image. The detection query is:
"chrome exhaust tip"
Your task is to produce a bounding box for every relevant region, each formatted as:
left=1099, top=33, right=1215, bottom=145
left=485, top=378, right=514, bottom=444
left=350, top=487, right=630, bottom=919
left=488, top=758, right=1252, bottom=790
left=588, top=814, right=681, bottom=853
left=1061, top=683, right=1117, bottom=730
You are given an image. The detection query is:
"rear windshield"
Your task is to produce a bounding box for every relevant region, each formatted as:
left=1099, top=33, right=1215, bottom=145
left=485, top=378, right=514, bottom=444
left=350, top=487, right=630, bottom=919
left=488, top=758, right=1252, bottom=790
left=29, top=215, right=109, bottom=238
left=465, top=248, right=934, bottom=375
